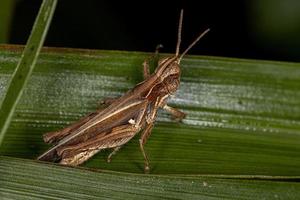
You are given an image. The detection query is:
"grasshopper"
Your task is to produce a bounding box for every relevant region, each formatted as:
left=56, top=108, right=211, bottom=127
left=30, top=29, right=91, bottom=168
left=37, top=10, right=209, bottom=173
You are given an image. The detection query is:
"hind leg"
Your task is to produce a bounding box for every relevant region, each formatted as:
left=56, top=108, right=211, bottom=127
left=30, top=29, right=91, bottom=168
left=58, top=123, right=141, bottom=166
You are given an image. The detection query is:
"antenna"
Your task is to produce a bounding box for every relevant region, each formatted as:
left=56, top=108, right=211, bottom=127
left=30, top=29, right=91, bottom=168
left=175, top=9, right=184, bottom=57
left=178, top=28, right=210, bottom=63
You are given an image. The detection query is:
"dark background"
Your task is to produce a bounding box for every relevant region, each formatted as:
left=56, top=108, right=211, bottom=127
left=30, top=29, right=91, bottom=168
left=6, top=0, right=300, bottom=62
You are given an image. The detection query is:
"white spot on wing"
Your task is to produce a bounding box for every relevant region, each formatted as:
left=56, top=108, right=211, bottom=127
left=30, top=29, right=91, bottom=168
left=128, top=118, right=136, bottom=125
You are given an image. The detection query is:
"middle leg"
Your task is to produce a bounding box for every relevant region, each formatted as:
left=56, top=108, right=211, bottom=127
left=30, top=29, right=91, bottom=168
left=139, top=122, right=154, bottom=173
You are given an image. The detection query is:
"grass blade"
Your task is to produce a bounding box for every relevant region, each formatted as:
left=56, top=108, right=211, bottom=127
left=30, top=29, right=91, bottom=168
left=1, top=156, right=300, bottom=200
left=0, top=0, right=57, bottom=145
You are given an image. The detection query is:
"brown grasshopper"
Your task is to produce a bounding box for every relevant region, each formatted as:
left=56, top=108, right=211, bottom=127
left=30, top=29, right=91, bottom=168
left=37, top=10, right=209, bottom=173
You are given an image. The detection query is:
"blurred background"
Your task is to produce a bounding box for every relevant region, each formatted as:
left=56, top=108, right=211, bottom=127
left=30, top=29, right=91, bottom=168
left=1, top=0, right=300, bottom=61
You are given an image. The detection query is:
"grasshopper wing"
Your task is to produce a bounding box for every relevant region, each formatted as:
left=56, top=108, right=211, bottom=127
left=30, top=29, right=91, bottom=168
left=38, top=98, right=149, bottom=164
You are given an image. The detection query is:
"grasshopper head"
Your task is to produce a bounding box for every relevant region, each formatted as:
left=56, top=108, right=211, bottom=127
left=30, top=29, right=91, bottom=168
left=153, top=56, right=181, bottom=94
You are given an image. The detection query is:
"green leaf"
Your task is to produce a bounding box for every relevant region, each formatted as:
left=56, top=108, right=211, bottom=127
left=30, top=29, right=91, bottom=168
left=1, top=1, right=299, bottom=199
left=1, top=156, right=300, bottom=199
left=0, top=0, right=57, bottom=145
left=0, top=45, right=299, bottom=177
